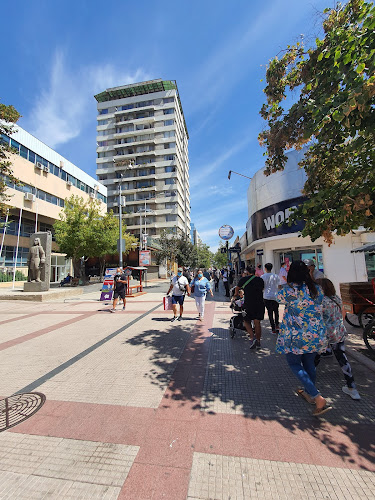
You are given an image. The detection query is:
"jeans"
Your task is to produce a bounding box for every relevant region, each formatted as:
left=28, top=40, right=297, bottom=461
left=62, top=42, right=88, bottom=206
left=315, top=341, right=355, bottom=388
left=264, top=299, right=279, bottom=331
left=285, top=352, right=319, bottom=398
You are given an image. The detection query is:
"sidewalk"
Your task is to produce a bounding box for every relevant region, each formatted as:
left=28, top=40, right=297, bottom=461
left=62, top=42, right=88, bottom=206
left=0, top=282, right=374, bottom=499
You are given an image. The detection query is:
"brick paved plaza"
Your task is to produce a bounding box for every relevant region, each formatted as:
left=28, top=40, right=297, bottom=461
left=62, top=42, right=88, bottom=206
left=0, top=281, right=374, bottom=499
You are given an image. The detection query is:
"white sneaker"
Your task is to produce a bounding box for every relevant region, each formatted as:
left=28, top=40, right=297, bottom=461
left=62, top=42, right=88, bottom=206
left=342, top=386, right=361, bottom=400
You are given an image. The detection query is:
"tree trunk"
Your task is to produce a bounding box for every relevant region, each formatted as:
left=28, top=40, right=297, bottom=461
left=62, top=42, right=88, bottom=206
left=72, top=258, right=81, bottom=278
left=99, top=258, right=106, bottom=282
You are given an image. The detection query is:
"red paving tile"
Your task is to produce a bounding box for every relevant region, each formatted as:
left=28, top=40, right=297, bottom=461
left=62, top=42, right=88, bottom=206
left=118, top=463, right=191, bottom=500
left=195, top=429, right=223, bottom=454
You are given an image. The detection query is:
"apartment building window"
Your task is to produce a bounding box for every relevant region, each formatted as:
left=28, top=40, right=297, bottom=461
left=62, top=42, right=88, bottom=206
left=165, top=202, right=176, bottom=210
left=164, top=155, right=175, bottom=161
left=98, top=119, right=109, bottom=125
left=136, top=179, right=154, bottom=189
left=97, top=141, right=108, bottom=147
left=163, top=108, right=174, bottom=115
left=164, top=143, right=175, bottom=149
left=20, top=145, right=28, bottom=159
left=116, top=124, right=134, bottom=133
left=165, top=191, right=177, bottom=198
left=165, top=178, right=176, bottom=185
left=99, top=109, right=108, bottom=115
left=165, top=166, right=176, bottom=173
left=29, top=151, right=36, bottom=163
left=11, top=139, right=20, bottom=153
left=125, top=194, right=135, bottom=202
left=166, top=215, right=177, bottom=222
left=136, top=100, right=154, bottom=108
left=164, top=120, right=174, bottom=126
left=163, top=131, right=175, bottom=138
left=163, top=98, right=174, bottom=104
left=98, top=130, right=111, bottom=136
left=121, top=104, right=134, bottom=110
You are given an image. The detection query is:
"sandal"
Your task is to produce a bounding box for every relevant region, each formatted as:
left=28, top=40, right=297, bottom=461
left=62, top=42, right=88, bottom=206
left=296, top=389, right=315, bottom=405
left=313, top=405, right=332, bottom=417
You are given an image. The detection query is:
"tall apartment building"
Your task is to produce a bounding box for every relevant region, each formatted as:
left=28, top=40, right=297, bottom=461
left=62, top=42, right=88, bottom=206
left=94, top=79, right=190, bottom=241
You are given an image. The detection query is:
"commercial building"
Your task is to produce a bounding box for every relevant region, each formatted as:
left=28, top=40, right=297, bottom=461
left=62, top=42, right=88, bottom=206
left=0, top=126, right=107, bottom=282
left=190, top=223, right=202, bottom=247
left=239, top=150, right=375, bottom=295
left=94, top=79, right=191, bottom=242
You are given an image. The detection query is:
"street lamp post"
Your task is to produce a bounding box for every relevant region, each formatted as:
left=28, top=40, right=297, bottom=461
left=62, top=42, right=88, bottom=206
left=228, top=170, right=252, bottom=181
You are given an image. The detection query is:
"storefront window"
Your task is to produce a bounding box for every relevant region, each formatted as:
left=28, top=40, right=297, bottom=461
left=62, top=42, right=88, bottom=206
left=276, top=248, right=324, bottom=273
left=365, top=253, right=375, bottom=281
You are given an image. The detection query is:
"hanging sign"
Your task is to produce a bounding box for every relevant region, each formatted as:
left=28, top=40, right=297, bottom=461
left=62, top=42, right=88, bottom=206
left=218, top=225, right=234, bottom=241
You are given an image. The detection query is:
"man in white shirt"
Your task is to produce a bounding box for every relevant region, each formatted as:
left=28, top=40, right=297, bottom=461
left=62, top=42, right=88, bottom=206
left=278, top=261, right=288, bottom=285
left=222, top=268, right=230, bottom=297
left=303, top=259, right=324, bottom=281
left=262, top=263, right=280, bottom=333
left=166, top=267, right=191, bottom=322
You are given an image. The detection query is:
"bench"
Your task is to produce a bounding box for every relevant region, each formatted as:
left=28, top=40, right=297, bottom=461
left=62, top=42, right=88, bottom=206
left=127, top=285, right=142, bottom=295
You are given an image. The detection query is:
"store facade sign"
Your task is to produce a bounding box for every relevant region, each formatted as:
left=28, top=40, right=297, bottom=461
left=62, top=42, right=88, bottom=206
left=251, top=196, right=306, bottom=241
left=219, top=225, right=234, bottom=240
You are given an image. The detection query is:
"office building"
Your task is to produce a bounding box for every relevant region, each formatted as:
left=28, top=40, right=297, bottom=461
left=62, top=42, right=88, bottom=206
left=94, top=79, right=190, bottom=241
left=0, top=126, right=107, bottom=282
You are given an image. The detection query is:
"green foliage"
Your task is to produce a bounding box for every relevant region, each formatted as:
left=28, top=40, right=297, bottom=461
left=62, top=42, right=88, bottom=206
left=0, top=270, right=25, bottom=282
left=155, top=229, right=180, bottom=268
left=259, top=0, right=375, bottom=243
left=54, top=195, right=136, bottom=277
left=155, top=231, right=213, bottom=269
left=0, top=103, right=21, bottom=215
left=212, top=241, right=229, bottom=268
left=196, top=243, right=213, bottom=269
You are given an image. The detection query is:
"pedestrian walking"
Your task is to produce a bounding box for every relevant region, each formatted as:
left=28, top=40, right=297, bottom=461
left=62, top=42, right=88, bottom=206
left=222, top=268, right=230, bottom=297
left=278, top=261, right=288, bottom=285
left=276, top=260, right=331, bottom=416
left=261, top=263, right=280, bottom=333
left=303, top=259, right=324, bottom=281
left=166, top=267, right=191, bottom=322
left=235, top=266, right=265, bottom=349
left=315, top=278, right=361, bottom=400
left=191, top=269, right=213, bottom=321
left=110, top=267, right=127, bottom=312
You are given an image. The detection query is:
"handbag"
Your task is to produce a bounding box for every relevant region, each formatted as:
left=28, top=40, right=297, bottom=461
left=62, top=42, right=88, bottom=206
left=163, top=296, right=173, bottom=310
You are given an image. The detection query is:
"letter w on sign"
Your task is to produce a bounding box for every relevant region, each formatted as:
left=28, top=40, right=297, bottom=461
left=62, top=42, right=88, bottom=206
left=263, top=215, right=275, bottom=231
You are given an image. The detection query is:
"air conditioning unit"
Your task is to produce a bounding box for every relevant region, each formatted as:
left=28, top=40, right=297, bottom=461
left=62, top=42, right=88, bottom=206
left=66, top=181, right=73, bottom=187
left=24, top=192, right=35, bottom=202
left=43, top=166, right=49, bottom=173
left=89, top=192, right=95, bottom=199
left=36, top=162, right=43, bottom=170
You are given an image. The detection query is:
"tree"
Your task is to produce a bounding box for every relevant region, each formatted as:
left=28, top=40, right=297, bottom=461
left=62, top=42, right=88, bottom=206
left=196, top=243, right=213, bottom=269
left=155, top=229, right=179, bottom=274
left=212, top=241, right=229, bottom=268
left=259, top=0, right=375, bottom=244
left=54, top=195, right=136, bottom=278
left=0, top=103, right=21, bottom=215
left=176, top=235, right=198, bottom=268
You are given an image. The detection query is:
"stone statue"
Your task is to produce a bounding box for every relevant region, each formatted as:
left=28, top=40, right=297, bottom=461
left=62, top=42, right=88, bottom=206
left=24, top=232, right=51, bottom=292
left=27, top=237, right=46, bottom=282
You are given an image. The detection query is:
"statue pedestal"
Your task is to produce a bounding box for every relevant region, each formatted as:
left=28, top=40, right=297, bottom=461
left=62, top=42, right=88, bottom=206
left=23, top=282, right=50, bottom=293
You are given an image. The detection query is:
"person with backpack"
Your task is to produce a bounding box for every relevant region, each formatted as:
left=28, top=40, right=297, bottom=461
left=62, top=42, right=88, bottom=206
left=315, top=278, right=360, bottom=400
left=166, top=267, right=191, bottom=322
left=235, top=266, right=265, bottom=349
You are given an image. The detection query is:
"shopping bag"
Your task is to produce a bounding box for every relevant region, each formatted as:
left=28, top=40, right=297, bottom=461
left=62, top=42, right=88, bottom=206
left=163, top=296, right=173, bottom=311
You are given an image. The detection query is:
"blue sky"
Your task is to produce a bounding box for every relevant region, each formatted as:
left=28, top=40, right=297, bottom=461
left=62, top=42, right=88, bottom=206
left=2, top=0, right=333, bottom=251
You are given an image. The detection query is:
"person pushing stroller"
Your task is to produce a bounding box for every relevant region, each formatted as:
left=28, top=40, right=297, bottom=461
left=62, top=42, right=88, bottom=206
left=229, top=289, right=246, bottom=338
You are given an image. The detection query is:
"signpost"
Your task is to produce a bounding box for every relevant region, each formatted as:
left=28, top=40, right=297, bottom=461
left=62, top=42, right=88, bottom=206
left=218, top=225, right=234, bottom=241
left=139, top=250, right=151, bottom=266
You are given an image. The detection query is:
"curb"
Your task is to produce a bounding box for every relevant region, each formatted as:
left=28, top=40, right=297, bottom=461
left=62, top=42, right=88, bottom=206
left=346, top=345, right=375, bottom=374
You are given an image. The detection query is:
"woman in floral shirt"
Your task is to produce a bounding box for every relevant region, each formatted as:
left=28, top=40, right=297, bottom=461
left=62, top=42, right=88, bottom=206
left=276, top=261, right=331, bottom=416
left=315, top=278, right=360, bottom=400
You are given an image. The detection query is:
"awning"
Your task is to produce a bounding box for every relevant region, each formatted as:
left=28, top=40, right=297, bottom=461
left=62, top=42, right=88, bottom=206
left=351, top=242, right=375, bottom=254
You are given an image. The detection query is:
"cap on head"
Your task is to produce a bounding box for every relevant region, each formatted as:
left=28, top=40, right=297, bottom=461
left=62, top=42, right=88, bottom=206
left=303, top=259, right=315, bottom=267
left=177, top=267, right=183, bottom=272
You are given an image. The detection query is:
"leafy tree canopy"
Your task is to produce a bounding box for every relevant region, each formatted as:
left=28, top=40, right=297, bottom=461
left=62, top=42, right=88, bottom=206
left=0, top=103, right=21, bottom=215
left=212, top=241, right=229, bottom=268
left=155, top=230, right=213, bottom=269
left=259, top=0, right=375, bottom=244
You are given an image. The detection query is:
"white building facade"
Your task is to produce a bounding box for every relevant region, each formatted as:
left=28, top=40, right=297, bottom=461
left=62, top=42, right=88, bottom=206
left=240, top=150, right=375, bottom=295
left=94, top=79, right=191, bottom=240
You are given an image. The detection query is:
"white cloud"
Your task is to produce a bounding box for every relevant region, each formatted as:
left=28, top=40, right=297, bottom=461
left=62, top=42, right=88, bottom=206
left=24, top=50, right=150, bottom=148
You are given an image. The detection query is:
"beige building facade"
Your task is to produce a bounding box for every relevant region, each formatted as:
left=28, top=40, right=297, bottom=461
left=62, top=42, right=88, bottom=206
left=0, top=126, right=107, bottom=283
left=95, top=79, right=191, bottom=241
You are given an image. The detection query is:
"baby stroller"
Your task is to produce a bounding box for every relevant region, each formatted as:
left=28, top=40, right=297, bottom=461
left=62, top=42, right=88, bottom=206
left=229, top=297, right=247, bottom=339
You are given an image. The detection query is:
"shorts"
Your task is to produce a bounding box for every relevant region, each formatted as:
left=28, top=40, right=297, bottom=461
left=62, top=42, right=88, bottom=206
left=243, top=304, right=265, bottom=322
left=172, top=295, right=185, bottom=306
left=114, top=289, right=126, bottom=300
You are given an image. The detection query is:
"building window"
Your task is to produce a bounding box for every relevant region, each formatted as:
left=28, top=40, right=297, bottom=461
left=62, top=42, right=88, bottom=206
left=99, top=109, right=108, bottom=115
left=165, top=178, right=176, bottom=185
left=98, top=119, right=109, bottom=125
left=165, top=202, right=176, bottom=209
left=121, top=104, right=134, bottom=110
left=164, top=191, right=176, bottom=198
left=165, top=166, right=175, bottom=173
left=163, top=98, right=174, bottom=104
left=163, top=131, right=175, bottom=138
left=164, top=155, right=175, bottom=161
left=164, top=120, right=174, bottom=126
left=163, top=108, right=174, bottom=115
left=164, top=143, right=175, bottom=149
left=166, top=215, right=177, bottom=222
left=20, top=145, right=28, bottom=159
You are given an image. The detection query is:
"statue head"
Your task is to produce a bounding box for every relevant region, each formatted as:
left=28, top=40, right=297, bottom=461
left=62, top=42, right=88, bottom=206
left=34, top=237, right=41, bottom=246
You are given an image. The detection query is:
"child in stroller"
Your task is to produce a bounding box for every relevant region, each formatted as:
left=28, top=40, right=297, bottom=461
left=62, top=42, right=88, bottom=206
left=229, top=289, right=247, bottom=338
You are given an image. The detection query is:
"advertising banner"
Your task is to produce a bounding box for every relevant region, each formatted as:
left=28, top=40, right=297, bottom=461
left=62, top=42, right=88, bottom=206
left=251, top=196, right=306, bottom=241
left=100, top=268, right=117, bottom=301
left=139, top=250, right=151, bottom=266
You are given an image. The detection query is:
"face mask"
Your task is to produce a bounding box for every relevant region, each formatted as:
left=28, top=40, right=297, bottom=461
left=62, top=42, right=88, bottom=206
left=198, top=273, right=203, bottom=278
left=177, top=272, right=182, bottom=276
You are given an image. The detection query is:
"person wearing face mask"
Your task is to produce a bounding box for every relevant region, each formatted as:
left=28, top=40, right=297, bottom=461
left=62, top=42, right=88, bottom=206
left=166, top=267, right=191, bottom=322
left=191, top=269, right=214, bottom=321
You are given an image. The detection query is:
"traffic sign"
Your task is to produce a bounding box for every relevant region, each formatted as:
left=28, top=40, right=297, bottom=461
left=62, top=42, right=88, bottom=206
left=218, top=225, right=234, bottom=240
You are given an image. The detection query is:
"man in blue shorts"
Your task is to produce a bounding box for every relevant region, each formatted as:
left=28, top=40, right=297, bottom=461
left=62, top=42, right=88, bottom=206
left=166, top=267, right=191, bottom=322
